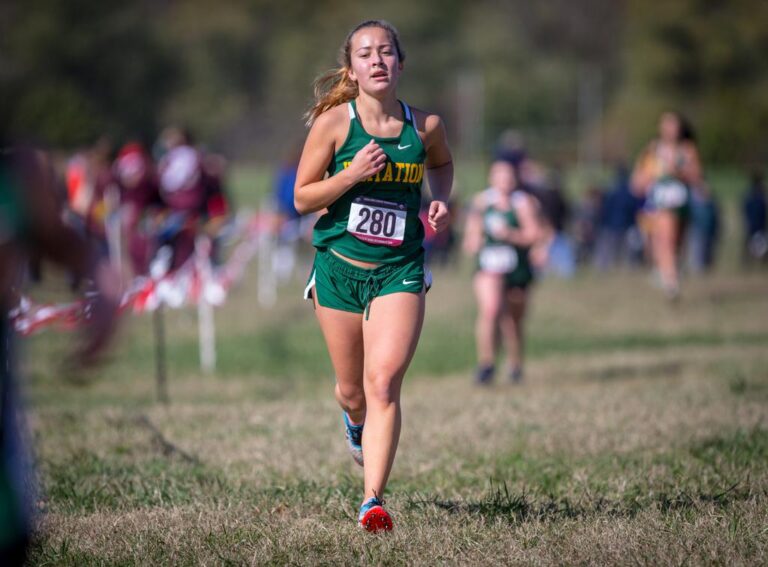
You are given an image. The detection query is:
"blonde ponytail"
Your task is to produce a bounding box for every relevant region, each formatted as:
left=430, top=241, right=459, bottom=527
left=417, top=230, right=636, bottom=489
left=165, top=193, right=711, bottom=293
left=304, top=67, right=358, bottom=127
left=304, top=19, right=405, bottom=128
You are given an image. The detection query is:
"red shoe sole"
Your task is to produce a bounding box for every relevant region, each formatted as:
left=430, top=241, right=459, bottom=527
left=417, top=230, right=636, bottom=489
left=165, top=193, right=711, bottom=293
left=360, top=506, right=393, bottom=532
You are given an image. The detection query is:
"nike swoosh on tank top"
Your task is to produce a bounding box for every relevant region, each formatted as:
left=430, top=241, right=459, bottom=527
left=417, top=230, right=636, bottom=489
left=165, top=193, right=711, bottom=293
left=312, top=100, right=427, bottom=264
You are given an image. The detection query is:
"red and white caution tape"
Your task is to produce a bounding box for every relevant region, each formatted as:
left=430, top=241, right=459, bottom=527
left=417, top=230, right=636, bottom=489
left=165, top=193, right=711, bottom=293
left=9, top=296, right=87, bottom=336
left=11, top=212, right=270, bottom=336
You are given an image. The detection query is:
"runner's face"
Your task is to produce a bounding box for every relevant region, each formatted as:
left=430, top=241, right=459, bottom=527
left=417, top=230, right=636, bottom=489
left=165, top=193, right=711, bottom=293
left=348, top=27, right=402, bottom=96
left=659, top=113, right=681, bottom=142
left=489, top=162, right=517, bottom=194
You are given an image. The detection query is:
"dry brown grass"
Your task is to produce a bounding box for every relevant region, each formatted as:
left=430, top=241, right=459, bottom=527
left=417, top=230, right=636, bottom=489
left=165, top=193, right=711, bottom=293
left=22, top=262, right=768, bottom=565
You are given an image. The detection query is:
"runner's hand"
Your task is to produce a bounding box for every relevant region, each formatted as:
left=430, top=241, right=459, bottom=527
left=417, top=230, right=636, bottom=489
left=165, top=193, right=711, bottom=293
left=428, top=200, right=449, bottom=233
left=346, top=140, right=387, bottom=184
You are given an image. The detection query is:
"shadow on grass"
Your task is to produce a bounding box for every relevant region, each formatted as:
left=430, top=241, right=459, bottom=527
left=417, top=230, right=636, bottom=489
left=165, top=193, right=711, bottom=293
left=405, top=478, right=750, bottom=524
left=407, top=427, right=768, bottom=524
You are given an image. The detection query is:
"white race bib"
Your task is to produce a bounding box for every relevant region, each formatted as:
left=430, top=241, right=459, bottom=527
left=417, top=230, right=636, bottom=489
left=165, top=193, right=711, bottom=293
left=652, top=179, right=687, bottom=209
left=347, top=197, right=407, bottom=246
left=479, top=245, right=518, bottom=273
left=484, top=211, right=508, bottom=238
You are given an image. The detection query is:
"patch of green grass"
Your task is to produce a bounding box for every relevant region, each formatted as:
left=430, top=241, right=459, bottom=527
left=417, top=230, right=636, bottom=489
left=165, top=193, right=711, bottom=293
left=404, top=428, right=766, bottom=527
left=42, top=451, right=229, bottom=514
left=97, top=317, right=768, bottom=383
left=405, top=478, right=751, bottom=525
left=228, top=164, right=274, bottom=208
left=526, top=330, right=768, bottom=358
left=18, top=197, right=768, bottom=564
left=689, top=427, right=768, bottom=469
left=30, top=539, right=100, bottom=567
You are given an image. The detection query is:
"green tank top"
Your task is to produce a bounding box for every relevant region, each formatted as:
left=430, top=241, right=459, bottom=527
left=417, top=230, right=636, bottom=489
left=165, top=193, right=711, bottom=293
left=312, top=100, right=426, bottom=263
left=477, top=189, right=533, bottom=285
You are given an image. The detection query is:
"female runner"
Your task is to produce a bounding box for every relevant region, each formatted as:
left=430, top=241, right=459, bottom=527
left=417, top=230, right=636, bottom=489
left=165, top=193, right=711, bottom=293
left=294, top=20, right=453, bottom=531
left=463, top=158, right=541, bottom=385
left=631, top=111, right=702, bottom=299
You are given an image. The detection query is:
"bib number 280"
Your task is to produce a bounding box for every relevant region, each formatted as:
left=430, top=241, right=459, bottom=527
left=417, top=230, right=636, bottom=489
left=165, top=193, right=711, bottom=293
left=347, top=197, right=407, bottom=246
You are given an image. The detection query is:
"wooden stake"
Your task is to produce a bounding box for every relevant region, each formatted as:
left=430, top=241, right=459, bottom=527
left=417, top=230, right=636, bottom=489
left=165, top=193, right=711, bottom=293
left=153, top=304, right=169, bottom=404
left=196, top=236, right=216, bottom=374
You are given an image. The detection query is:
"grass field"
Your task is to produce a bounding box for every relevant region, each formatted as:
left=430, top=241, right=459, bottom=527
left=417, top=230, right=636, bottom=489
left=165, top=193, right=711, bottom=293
left=18, top=170, right=768, bottom=565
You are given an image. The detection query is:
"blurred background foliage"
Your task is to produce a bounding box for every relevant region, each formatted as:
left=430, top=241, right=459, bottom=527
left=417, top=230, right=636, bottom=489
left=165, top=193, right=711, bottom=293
left=2, top=0, right=767, bottom=165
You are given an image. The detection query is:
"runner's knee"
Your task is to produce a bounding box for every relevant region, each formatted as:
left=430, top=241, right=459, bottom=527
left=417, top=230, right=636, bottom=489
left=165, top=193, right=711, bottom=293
left=364, top=369, right=402, bottom=406
left=477, top=294, right=503, bottom=319
left=335, top=381, right=365, bottom=409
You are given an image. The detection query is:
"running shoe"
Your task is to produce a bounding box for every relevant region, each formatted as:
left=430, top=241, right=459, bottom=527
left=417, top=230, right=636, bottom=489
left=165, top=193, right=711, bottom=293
left=343, top=412, right=364, bottom=467
left=474, top=364, right=495, bottom=386
left=509, top=366, right=524, bottom=384
left=358, top=496, right=393, bottom=532
left=664, top=283, right=681, bottom=303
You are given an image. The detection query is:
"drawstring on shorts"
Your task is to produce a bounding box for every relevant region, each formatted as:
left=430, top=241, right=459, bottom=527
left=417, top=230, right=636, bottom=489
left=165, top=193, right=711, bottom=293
left=319, top=249, right=422, bottom=318
left=362, top=272, right=382, bottom=320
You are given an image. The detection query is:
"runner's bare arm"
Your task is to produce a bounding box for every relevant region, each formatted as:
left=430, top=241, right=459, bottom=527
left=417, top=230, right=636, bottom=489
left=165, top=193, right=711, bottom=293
left=462, top=194, right=485, bottom=255
left=503, top=194, right=541, bottom=247
left=630, top=145, right=654, bottom=197
left=294, top=108, right=387, bottom=214
left=422, top=113, right=453, bottom=233
left=423, top=113, right=453, bottom=201
left=679, top=142, right=702, bottom=187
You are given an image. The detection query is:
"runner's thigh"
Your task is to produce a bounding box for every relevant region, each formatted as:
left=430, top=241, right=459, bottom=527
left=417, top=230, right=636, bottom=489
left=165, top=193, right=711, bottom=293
left=315, top=303, right=365, bottom=385
left=362, top=292, right=425, bottom=378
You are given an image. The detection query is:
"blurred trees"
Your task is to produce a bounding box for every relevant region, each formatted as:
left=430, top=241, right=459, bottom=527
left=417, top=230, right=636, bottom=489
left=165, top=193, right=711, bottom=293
left=2, top=0, right=767, bottom=165
left=607, top=0, right=768, bottom=165
left=2, top=0, right=176, bottom=147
